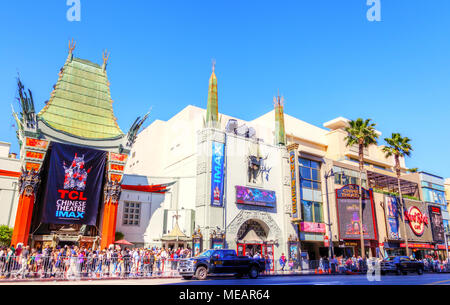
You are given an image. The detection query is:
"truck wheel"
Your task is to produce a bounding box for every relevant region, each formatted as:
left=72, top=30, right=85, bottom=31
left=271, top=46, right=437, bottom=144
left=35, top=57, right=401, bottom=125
left=396, top=267, right=402, bottom=275
left=182, top=276, right=193, bottom=280
left=248, top=266, right=259, bottom=279
left=195, top=266, right=208, bottom=280
left=417, top=268, right=423, bottom=275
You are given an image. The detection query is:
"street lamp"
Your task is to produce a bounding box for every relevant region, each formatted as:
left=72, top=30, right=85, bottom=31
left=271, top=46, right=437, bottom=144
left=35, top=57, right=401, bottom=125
left=324, top=168, right=347, bottom=259
left=324, top=168, right=335, bottom=259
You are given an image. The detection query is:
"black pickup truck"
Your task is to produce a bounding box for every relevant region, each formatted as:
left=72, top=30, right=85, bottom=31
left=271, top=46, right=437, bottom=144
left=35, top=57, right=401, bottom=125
left=380, top=256, right=425, bottom=275
left=178, top=249, right=266, bottom=280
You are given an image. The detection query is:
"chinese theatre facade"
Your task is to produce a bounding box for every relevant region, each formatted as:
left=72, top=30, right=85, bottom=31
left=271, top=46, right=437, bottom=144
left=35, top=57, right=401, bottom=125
left=10, top=42, right=148, bottom=250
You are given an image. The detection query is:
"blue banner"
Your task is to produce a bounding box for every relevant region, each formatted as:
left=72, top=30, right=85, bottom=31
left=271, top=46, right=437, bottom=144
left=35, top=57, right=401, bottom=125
left=42, top=142, right=107, bottom=225
left=211, top=141, right=225, bottom=207
left=385, top=196, right=401, bottom=240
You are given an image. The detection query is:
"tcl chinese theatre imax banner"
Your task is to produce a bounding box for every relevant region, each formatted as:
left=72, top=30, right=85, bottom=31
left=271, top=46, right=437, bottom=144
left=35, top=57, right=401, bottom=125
left=42, top=142, right=107, bottom=225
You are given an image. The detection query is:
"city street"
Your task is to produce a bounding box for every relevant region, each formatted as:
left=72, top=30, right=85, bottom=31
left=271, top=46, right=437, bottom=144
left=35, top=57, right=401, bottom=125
left=2, top=273, right=450, bottom=285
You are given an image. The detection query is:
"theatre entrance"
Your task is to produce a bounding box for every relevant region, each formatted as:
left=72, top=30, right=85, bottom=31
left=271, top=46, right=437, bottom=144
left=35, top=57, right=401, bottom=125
left=235, top=219, right=275, bottom=271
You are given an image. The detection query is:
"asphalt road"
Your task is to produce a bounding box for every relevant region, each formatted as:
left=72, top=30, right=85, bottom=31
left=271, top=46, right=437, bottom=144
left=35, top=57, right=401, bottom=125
left=3, top=273, right=450, bottom=285
left=169, top=273, right=450, bottom=285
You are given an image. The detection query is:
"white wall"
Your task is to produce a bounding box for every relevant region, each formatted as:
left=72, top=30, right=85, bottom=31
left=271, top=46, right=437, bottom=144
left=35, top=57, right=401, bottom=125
left=0, top=142, right=21, bottom=227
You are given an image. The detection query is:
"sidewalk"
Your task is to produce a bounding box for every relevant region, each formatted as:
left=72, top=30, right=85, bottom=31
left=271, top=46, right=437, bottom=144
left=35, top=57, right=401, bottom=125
left=0, top=269, right=340, bottom=283
left=2, top=268, right=448, bottom=283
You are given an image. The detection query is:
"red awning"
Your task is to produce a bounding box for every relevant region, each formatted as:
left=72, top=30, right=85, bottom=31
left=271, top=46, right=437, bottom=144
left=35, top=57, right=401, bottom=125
left=121, top=182, right=175, bottom=193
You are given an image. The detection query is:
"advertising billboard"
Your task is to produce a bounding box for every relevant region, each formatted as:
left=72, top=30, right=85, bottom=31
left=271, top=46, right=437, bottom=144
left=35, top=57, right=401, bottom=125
left=428, top=205, right=445, bottom=243
left=401, top=199, right=433, bottom=243
left=335, top=184, right=377, bottom=240
left=42, top=142, right=107, bottom=225
left=211, top=141, right=225, bottom=207
left=235, top=185, right=276, bottom=208
left=385, top=196, right=401, bottom=240
left=300, top=221, right=326, bottom=233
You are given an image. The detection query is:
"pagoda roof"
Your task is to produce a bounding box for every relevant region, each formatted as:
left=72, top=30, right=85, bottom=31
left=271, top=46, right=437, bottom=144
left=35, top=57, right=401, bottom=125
left=161, top=222, right=190, bottom=241
left=38, top=52, right=124, bottom=140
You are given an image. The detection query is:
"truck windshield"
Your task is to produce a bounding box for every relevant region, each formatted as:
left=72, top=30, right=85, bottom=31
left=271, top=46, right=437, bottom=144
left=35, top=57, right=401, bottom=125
left=196, top=250, right=215, bottom=258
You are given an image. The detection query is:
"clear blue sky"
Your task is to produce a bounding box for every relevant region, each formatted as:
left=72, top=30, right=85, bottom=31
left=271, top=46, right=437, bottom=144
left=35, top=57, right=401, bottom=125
left=0, top=1, right=449, bottom=178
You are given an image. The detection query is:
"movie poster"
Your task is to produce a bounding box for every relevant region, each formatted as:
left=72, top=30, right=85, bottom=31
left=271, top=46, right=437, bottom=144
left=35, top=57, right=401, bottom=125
left=193, top=242, right=201, bottom=256
left=385, top=196, right=401, bottom=240
left=428, top=205, right=445, bottom=243
left=42, top=142, right=107, bottom=225
left=336, top=184, right=376, bottom=240
left=235, top=185, right=276, bottom=208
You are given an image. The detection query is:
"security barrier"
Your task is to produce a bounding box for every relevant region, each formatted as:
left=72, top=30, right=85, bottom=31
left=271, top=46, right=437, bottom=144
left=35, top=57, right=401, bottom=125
left=0, top=256, right=448, bottom=280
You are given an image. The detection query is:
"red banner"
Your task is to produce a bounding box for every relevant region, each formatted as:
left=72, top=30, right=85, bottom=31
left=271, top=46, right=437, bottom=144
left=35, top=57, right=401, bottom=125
left=110, top=153, right=127, bottom=162
left=110, top=163, right=124, bottom=171
left=26, top=151, right=45, bottom=160
left=26, top=162, right=41, bottom=171
left=25, top=138, right=48, bottom=150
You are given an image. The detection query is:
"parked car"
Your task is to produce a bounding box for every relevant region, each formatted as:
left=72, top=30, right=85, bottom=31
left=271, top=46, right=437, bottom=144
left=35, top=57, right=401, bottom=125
left=177, top=249, right=266, bottom=280
left=380, top=256, right=424, bottom=275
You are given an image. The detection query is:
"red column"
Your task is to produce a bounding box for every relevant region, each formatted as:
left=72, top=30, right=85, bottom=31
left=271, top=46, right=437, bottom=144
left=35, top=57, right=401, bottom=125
left=100, top=199, right=112, bottom=250
left=11, top=193, right=35, bottom=247
left=100, top=179, right=122, bottom=249
left=100, top=200, right=119, bottom=250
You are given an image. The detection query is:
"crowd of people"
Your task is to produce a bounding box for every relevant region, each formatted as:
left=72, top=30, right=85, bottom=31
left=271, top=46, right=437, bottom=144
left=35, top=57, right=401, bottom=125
left=278, top=254, right=450, bottom=274
left=1, top=243, right=450, bottom=280
left=0, top=243, right=193, bottom=279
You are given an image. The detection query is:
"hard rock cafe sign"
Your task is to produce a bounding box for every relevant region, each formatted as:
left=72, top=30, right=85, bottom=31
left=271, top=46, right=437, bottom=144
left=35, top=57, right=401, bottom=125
left=405, top=206, right=429, bottom=236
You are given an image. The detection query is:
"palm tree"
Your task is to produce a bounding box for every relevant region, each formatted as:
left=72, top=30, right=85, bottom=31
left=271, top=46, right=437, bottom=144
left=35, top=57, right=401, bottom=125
left=345, top=118, right=379, bottom=259
left=382, top=133, right=413, bottom=257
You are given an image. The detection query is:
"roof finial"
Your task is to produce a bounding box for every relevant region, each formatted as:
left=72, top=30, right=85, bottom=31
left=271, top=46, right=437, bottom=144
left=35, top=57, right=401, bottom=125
left=68, top=39, right=76, bottom=54
left=102, top=49, right=110, bottom=71
left=273, top=89, right=284, bottom=107
left=212, top=59, right=216, bottom=73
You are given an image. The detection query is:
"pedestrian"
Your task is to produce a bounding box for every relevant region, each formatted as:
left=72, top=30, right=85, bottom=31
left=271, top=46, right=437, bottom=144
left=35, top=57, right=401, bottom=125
left=279, top=253, right=286, bottom=271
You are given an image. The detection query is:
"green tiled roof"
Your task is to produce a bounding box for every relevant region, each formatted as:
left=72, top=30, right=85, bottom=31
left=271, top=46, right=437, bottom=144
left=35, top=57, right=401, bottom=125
left=206, top=67, right=218, bottom=125
left=38, top=55, right=124, bottom=140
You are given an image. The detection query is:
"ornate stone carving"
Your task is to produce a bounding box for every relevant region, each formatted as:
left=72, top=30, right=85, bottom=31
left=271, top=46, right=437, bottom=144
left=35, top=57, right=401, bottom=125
left=210, top=229, right=226, bottom=240
left=227, top=210, right=283, bottom=242
left=18, top=168, right=41, bottom=197
left=283, top=175, right=290, bottom=186
left=104, top=179, right=122, bottom=204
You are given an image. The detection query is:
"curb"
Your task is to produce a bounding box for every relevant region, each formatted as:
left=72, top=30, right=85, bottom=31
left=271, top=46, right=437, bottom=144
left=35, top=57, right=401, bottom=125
left=1, top=271, right=448, bottom=283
